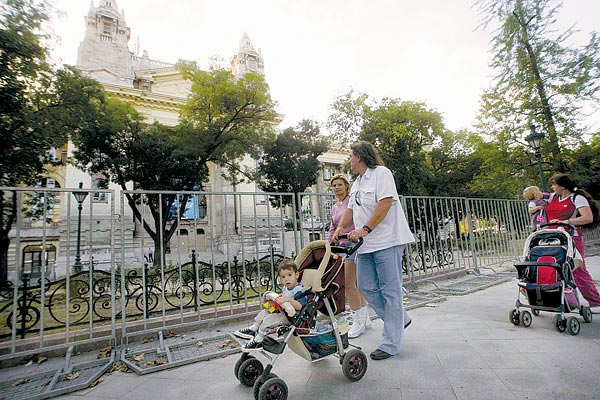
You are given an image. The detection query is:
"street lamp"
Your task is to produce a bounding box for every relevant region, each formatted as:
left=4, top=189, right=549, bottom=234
left=72, top=182, right=88, bottom=274
left=525, top=124, right=547, bottom=192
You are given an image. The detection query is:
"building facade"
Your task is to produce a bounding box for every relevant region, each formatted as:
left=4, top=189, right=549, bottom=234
left=6, top=0, right=347, bottom=280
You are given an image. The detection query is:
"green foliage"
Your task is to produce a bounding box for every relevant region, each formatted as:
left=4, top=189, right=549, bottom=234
left=475, top=0, right=600, bottom=173
left=467, top=135, right=535, bottom=198
left=0, top=0, right=70, bottom=285
left=428, top=130, right=483, bottom=197
left=178, top=64, right=277, bottom=184
left=327, top=89, right=372, bottom=145
left=256, top=119, right=329, bottom=209
left=70, top=63, right=278, bottom=261
left=0, top=0, right=55, bottom=187
left=359, top=99, right=442, bottom=196
left=564, top=133, right=600, bottom=199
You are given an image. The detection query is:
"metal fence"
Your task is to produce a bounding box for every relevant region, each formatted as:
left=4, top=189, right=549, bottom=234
left=1, top=186, right=599, bottom=361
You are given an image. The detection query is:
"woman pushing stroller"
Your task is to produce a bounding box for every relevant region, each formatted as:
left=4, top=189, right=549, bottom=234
left=545, top=173, right=600, bottom=314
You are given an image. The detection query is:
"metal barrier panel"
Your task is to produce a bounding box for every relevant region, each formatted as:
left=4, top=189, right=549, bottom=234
left=0, top=186, right=116, bottom=361
left=117, top=190, right=300, bottom=340
left=2, top=185, right=599, bottom=361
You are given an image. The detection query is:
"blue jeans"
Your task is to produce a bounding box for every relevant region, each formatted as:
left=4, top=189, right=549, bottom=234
left=356, top=245, right=408, bottom=355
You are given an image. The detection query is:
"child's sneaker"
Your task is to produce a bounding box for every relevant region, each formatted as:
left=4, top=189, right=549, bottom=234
left=233, top=327, right=256, bottom=340
left=242, top=339, right=263, bottom=352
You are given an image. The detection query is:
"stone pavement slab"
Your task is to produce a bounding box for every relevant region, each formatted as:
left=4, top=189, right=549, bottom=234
left=19, top=256, right=600, bottom=400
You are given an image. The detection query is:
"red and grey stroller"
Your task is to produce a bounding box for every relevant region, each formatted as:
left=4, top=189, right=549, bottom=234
left=510, top=224, right=593, bottom=335
left=232, top=237, right=368, bottom=400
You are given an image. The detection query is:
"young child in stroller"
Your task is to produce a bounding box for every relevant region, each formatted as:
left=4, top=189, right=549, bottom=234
left=232, top=239, right=368, bottom=400
left=234, top=260, right=307, bottom=351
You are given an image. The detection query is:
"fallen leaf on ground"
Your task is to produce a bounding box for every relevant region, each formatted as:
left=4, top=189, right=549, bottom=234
left=132, top=353, right=145, bottom=362
left=196, top=341, right=204, bottom=347
left=98, top=347, right=111, bottom=359
left=37, top=356, right=48, bottom=364
left=12, top=379, right=28, bottom=387
left=218, top=339, right=232, bottom=348
left=89, top=378, right=103, bottom=387
left=167, top=330, right=178, bottom=337
left=107, top=364, right=119, bottom=374
left=65, top=372, right=80, bottom=380
left=142, top=337, right=153, bottom=343
left=120, top=365, right=130, bottom=373
left=154, top=360, right=168, bottom=365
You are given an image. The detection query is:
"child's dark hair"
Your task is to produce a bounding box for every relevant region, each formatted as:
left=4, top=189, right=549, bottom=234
left=277, top=259, right=298, bottom=275
left=549, top=173, right=600, bottom=229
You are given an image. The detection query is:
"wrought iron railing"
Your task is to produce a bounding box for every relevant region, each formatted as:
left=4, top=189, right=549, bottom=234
left=0, top=252, right=284, bottom=340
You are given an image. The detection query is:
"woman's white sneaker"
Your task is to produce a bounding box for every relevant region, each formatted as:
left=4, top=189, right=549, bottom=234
left=348, top=310, right=366, bottom=338
left=362, top=306, right=372, bottom=328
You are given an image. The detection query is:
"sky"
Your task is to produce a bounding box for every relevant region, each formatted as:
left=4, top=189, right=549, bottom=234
left=50, top=0, right=600, bottom=133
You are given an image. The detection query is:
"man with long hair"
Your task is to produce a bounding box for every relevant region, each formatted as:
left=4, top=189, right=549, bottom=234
left=333, top=141, right=415, bottom=360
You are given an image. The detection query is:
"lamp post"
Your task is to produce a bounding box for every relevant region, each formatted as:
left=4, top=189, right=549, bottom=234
left=525, top=124, right=547, bottom=192
left=72, top=182, right=88, bottom=274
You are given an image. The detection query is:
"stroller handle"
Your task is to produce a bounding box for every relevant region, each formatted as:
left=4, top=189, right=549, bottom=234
left=538, top=222, right=576, bottom=235
left=330, top=234, right=363, bottom=256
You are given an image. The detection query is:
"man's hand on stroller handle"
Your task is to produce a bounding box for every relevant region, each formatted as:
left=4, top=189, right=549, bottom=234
left=333, top=227, right=366, bottom=243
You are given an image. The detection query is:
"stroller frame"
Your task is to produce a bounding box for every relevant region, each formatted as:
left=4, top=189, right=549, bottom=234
left=233, top=237, right=368, bottom=400
left=509, top=225, right=593, bottom=335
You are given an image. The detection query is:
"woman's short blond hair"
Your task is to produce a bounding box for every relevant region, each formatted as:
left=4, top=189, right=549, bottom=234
left=330, top=174, right=351, bottom=194
left=522, top=186, right=541, bottom=201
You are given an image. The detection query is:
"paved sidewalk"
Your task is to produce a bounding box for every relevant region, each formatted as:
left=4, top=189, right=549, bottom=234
left=24, top=256, right=600, bottom=400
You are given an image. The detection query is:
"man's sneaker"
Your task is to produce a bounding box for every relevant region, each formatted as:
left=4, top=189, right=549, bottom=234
left=241, top=339, right=263, bottom=352
left=233, top=327, right=256, bottom=340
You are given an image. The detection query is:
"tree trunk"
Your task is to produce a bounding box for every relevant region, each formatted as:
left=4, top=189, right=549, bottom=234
left=515, top=3, right=566, bottom=173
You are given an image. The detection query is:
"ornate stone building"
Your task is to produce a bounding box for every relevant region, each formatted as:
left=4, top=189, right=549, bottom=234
left=7, top=0, right=348, bottom=279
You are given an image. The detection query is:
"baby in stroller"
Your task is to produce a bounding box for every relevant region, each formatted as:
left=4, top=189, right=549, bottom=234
left=510, top=224, right=593, bottom=335
left=232, top=238, right=368, bottom=400
left=233, top=260, right=307, bottom=351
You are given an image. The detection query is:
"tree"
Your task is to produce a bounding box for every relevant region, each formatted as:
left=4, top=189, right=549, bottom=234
left=360, top=99, right=442, bottom=196
left=0, top=0, right=65, bottom=286
left=564, top=132, right=600, bottom=199
left=178, top=63, right=278, bottom=185
left=428, top=130, right=483, bottom=197
left=256, top=119, right=329, bottom=219
left=327, top=89, right=372, bottom=145
left=476, top=0, right=600, bottom=173
left=71, top=63, right=277, bottom=263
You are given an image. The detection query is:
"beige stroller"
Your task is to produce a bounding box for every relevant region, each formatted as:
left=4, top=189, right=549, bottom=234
left=233, top=237, right=368, bottom=400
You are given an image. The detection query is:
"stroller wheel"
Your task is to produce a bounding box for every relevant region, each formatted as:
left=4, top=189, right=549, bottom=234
left=258, top=377, right=288, bottom=400
left=519, top=310, right=532, bottom=327
left=580, top=306, right=593, bottom=323
left=237, top=357, right=264, bottom=387
left=509, top=309, right=520, bottom=326
left=532, top=309, right=540, bottom=316
left=342, top=349, right=368, bottom=382
left=566, top=316, right=581, bottom=335
left=234, top=353, right=254, bottom=378
left=253, top=372, right=278, bottom=400
left=553, top=315, right=566, bottom=333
